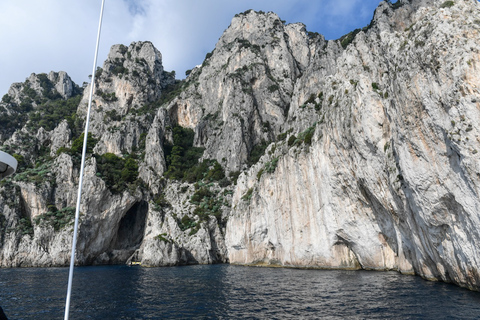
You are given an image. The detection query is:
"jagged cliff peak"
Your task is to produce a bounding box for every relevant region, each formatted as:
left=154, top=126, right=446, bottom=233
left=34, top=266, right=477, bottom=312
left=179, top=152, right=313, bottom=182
left=224, top=9, right=308, bottom=44
left=2, top=71, right=78, bottom=108
left=0, top=71, right=81, bottom=142
left=163, top=7, right=320, bottom=173
left=90, top=41, right=175, bottom=111
left=106, top=41, right=164, bottom=77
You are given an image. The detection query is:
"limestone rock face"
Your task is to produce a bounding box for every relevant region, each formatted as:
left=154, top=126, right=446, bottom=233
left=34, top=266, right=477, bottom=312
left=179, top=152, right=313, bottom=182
left=49, top=71, right=75, bottom=99
left=138, top=109, right=168, bottom=194
left=50, top=120, right=72, bottom=156
left=226, top=0, right=480, bottom=291
left=5, top=71, right=76, bottom=106
left=0, top=71, right=80, bottom=141
left=77, top=41, right=175, bottom=157
left=1, top=0, right=480, bottom=292
left=161, top=10, right=316, bottom=172
left=133, top=181, right=228, bottom=267
left=0, top=40, right=227, bottom=269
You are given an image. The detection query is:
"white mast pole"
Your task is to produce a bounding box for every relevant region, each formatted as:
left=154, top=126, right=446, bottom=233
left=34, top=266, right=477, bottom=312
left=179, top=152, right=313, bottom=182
left=64, top=0, right=105, bottom=319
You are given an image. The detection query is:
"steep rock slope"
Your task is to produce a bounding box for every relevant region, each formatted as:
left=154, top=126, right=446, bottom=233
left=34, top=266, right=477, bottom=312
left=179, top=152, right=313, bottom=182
left=157, top=10, right=319, bottom=173
left=0, top=41, right=228, bottom=267
left=226, top=0, right=480, bottom=291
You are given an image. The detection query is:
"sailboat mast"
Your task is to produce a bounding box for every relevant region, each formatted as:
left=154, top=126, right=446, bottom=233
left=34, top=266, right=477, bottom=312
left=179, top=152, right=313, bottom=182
left=64, top=1, right=106, bottom=319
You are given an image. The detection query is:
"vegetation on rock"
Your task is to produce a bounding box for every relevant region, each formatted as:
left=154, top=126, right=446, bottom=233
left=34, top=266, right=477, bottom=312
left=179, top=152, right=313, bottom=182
left=34, top=206, right=76, bottom=231
left=95, top=153, right=140, bottom=194
left=164, top=126, right=205, bottom=181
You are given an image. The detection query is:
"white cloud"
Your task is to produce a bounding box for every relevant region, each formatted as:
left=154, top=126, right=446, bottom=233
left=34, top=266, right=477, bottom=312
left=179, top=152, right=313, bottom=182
left=0, top=0, right=382, bottom=96
left=0, top=1, right=105, bottom=93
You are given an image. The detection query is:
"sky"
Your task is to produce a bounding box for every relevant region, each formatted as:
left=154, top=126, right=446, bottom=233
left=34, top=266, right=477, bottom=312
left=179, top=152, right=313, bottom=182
left=0, top=0, right=387, bottom=96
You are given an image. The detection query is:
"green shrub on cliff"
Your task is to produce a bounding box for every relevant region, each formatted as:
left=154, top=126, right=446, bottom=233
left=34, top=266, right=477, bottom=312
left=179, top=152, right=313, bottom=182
left=57, top=132, right=98, bottom=158
left=18, top=217, right=34, bottom=235
left=164, top=126, right=205, bottom=181
left=29, top=94, right=82, bottom=132
left=95, top=153, right=139, bottom=194
left=247, top=142, right=269, bottom=166
left=178, top=215, right=197, bottom=232
left=242, top=188, right=254, bottom=201
left=287, top=135, right=297, bottom=146
left=34, top=206, right=76, bottom=231
left=440, top=1, right=454, bottom=8
left=155, top=233, right=172, bottom=243
left=191, top=186, right=223, bottom=222
left=299, top=125, right=316, bottom=146
left=339, top=28, right=361, bottom=49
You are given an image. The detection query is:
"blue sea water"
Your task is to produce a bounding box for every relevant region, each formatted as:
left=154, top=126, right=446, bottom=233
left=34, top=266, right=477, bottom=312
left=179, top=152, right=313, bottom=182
left=1, top=264, right=480, bottom=319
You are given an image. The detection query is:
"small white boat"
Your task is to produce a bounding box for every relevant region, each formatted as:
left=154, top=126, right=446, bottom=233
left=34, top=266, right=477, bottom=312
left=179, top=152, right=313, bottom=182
left=0, top=151, right=17, bottom=180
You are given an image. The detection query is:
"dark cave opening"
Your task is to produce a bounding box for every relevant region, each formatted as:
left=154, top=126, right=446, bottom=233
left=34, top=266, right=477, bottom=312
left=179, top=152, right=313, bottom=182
left=113, top=200, right=148, bottom=251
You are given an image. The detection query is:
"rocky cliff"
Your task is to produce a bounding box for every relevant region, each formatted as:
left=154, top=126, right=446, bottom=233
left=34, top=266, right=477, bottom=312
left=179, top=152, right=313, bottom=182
left=1, top=0, right=479, bottom=291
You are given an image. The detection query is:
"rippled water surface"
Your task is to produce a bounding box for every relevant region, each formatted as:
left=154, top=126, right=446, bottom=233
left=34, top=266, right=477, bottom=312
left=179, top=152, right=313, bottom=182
left=1, top=265, right=480, bottom=319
